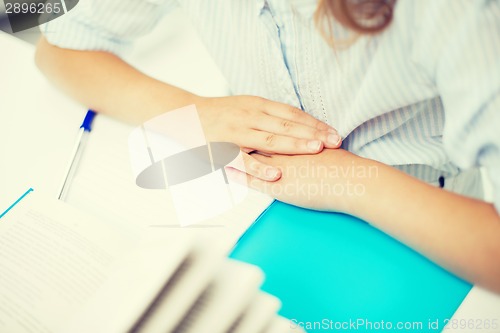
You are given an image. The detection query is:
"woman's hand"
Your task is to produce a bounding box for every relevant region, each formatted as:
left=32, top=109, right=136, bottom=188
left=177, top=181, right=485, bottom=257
left=226, top=149, right=374, bottom=213
left=196, top=96, right=342, bottom=181
left=35, top=38, right=340, bottom=182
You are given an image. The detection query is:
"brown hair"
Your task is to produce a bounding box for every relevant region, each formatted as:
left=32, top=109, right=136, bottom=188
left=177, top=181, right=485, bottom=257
left=315, top=0, right=397, bottom=46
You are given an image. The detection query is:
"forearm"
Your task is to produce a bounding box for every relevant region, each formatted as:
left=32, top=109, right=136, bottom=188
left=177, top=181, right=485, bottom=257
left=353, top=159, right=500, bottom=293
left=35, top=37, right=200, bottom=124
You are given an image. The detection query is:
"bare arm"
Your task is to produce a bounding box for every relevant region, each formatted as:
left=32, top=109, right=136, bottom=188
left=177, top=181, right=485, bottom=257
left=35, top=36, right=198, bottom=124
left=35, top=37, right=343, bottom=180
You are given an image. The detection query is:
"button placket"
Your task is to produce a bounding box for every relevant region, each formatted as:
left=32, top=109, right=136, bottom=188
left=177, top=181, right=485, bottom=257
left=256, top=1, right=302, bottom=107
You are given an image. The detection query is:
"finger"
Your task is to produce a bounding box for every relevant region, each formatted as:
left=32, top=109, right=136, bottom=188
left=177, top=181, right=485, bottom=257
left=224, top=167, right=248, bottom=187
left=241, top=147, right=255, bottom=154
left=226, top=151, right=281, bottom=181
left=225, top=167, right=277, bottom=195
left=243, top=130, right=325, bottom=154
left=262, top=100, right=334, bottom=131
left=251, top=114, right=342, bottom=148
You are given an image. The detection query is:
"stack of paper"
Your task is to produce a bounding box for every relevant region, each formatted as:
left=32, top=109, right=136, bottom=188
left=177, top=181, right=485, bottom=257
left=0, top=193, right=301, bottom=333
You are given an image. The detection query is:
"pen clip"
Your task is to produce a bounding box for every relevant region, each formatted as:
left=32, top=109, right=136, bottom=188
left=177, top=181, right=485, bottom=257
left=80, top=110, right=97, bottom=132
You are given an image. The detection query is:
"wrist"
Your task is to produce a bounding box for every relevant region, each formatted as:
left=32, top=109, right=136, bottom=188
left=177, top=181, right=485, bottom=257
left=337, top=155, right=385, bottom=217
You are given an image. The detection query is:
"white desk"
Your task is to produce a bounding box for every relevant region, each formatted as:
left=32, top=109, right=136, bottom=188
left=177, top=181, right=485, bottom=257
left=0, top=11, right=272, bottom=246
left=1, top=10, right=499, bottom=332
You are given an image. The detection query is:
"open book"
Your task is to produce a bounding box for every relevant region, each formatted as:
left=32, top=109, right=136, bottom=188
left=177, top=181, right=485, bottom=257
left=0, top=192, right=301, bottom=333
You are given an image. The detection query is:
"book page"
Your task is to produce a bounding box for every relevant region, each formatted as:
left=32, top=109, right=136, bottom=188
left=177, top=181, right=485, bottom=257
left=0, top=193, right=139, bottom=333
left=173, top=260, right=264, bottom=333
left=0, top=192, right=201, bottom=333
left=64, top=231, right=195, bottom=333
left=135, top=240, right=227, bottom=333
left=229, top=293, right=281, bottom=333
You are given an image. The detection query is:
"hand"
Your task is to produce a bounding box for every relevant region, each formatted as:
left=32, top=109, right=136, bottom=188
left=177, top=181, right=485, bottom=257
left=196, top=96, right=342, bottom=181
left=226, top=149, right=375, bottom=213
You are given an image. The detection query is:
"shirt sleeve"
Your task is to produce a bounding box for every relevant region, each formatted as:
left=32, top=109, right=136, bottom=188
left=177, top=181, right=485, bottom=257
left=412, top=0, right=500, bottom=211
left=40, top=0, right=178, bottom=55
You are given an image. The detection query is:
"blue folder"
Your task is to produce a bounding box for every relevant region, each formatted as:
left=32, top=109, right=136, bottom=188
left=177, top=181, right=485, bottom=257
left=230, top=201, right=472, bottom=332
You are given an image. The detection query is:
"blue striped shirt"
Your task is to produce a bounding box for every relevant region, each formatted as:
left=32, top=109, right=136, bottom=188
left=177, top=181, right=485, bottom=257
left=41, top=0, right=500, bottom=211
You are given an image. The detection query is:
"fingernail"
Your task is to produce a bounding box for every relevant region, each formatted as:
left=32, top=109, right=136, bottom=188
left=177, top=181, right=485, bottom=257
left=266, top=168, right=279, bottom=179
left=327, top=134, right=341, bottom=146
left=307, top=140, right=322, bottom=152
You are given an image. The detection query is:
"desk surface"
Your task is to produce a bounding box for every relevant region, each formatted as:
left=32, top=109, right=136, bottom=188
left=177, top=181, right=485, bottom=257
left=1, top=10, right=500, bottom=332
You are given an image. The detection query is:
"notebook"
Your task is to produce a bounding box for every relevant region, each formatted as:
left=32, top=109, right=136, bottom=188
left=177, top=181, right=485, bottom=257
left=230, top=201, right=472, bottom=333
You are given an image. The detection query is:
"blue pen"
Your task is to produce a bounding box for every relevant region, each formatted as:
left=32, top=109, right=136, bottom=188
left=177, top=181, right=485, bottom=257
left=57, top=110, right=96, bottom=201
